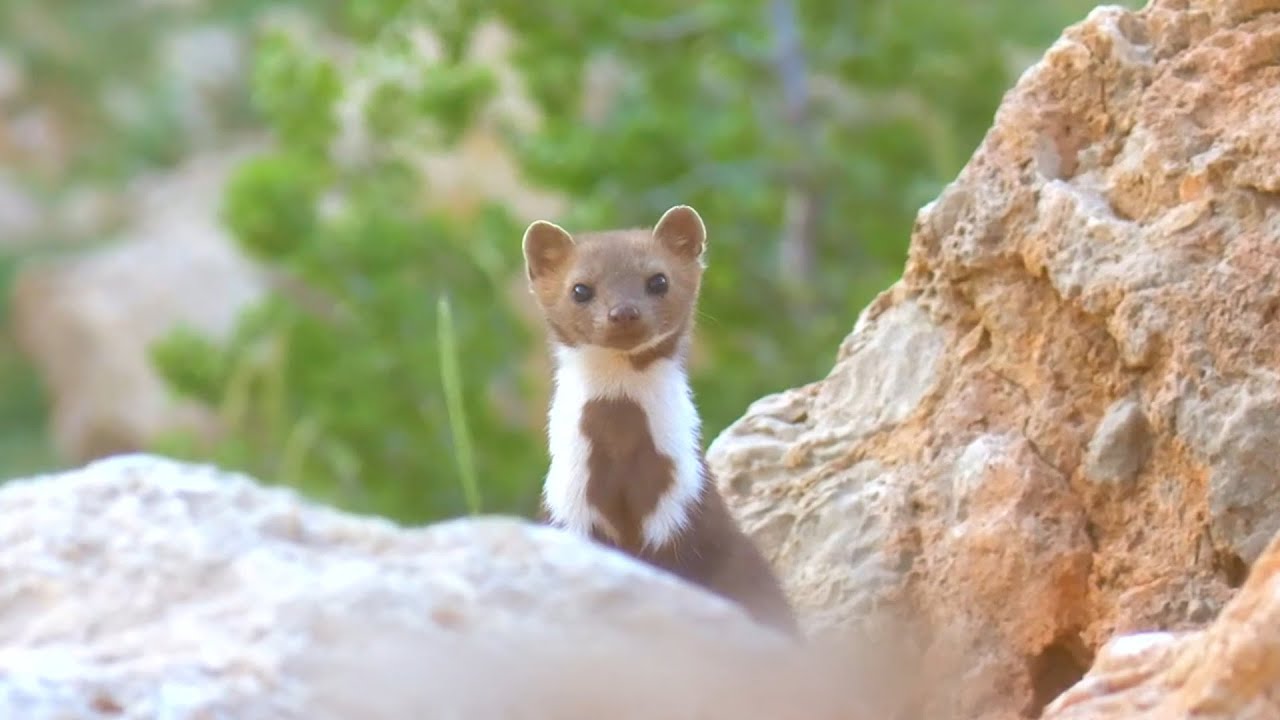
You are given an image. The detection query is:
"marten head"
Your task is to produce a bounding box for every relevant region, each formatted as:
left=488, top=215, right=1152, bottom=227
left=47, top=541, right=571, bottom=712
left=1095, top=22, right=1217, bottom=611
left=522, top=205, right=706, bottom=355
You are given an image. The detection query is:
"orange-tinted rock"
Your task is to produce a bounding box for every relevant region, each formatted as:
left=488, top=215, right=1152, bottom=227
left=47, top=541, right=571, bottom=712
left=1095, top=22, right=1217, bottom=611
left=708, top=1, right=1280, bottom=717
left=1044, top=526, right=1280, bottom=719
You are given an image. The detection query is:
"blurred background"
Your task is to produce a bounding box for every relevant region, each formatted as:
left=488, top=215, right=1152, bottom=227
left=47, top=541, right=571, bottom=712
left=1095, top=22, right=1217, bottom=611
left=0, top=0, right=1136, bottom=523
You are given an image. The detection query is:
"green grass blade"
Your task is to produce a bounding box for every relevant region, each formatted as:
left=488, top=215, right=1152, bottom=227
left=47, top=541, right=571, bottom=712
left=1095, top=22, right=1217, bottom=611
left=436, top=295, right=482, bottom=515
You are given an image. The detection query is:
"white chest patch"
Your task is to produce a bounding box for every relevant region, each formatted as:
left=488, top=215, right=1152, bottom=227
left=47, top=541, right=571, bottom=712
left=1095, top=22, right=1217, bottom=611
left=541, top=342, right=705, bottom=549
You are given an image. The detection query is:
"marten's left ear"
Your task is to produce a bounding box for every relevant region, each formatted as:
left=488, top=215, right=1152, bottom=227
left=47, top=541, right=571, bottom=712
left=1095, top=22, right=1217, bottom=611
left=523, top=220, right=575, bottom=282
left=653, top=205, right=706, bottom=262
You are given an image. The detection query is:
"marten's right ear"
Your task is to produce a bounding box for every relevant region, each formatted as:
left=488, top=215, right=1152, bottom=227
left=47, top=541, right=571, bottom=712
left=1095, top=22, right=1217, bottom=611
left=522, top=220, right=575, bottom=281
left=653, top=205, right=706, bottom=263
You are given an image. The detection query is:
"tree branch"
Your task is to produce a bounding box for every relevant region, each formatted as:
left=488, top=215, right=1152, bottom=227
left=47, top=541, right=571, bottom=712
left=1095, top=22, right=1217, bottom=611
left=767, top=0, right=822, bottom=290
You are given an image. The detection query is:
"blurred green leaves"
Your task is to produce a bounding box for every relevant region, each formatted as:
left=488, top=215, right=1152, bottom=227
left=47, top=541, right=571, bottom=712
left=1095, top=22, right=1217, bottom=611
left=252, top=32, right=342, bottom=156
left=221, top=152, right=324, bottom=260
left=151, top=11, right=535, bottom=522
left=149, top=326, right=227, bottom=406
left=145, top=0, right=1116, bottom=523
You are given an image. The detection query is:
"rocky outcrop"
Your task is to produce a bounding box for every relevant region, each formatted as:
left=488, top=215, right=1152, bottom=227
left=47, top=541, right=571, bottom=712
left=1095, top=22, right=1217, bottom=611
left=0, top=454, right=875, bottom=720
left=0, top=172, right=41, bottom=246
left=10, top=146, right=267, bottom=463
left=1043, top=526, right=1280, bottom=719
left=708, top=0, right=1280, bottom=717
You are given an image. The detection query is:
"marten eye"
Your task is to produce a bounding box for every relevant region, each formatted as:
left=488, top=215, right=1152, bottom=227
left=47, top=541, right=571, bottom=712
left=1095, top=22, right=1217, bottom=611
left=571, top=283, right=594, bottom=303
left=645, top=273, right=669, bottom=296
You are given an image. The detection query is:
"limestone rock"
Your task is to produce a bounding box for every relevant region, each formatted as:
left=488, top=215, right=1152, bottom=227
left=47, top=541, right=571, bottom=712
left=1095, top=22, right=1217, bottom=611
left=1083, top=397, right=1152, bottom=487
left=0, top=50, right=21, bottom=103
left=0, top=454, right=864, bottom=720
left=1043, top=526, right=1280, bottom=719
left=708, top=0, right=1280, bottom=717
left=10, top=145, right=266, bottom=463
left=6, top=107, right=66, bottom=177
left=0, top=172, right=41, bottom=246
left=161, top=25, right=245, bottom=147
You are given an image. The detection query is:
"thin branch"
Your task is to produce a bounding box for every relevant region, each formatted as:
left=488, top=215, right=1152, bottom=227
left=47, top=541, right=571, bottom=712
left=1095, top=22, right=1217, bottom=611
left=263, top=267, right=350, bottom=325
left=768, top=0, right=821, bottom=289
left=616, top=9, right=726, bottom=44
left=771, top=0, right=809, bottom=127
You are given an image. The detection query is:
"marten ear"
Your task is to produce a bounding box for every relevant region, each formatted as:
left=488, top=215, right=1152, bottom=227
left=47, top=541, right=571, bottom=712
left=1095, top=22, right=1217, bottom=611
left=653, top=205, right=706, bottom=262
left=522, top=220, right=575, bottom=281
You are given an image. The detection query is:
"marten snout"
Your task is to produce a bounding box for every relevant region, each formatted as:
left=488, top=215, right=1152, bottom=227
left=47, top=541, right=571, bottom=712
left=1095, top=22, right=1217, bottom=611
left=608, top=304, right=641, bottom=324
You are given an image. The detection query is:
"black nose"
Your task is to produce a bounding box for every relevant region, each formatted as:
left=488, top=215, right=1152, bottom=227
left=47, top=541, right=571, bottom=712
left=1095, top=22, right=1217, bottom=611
left=608, top=304, right=640, bottom=324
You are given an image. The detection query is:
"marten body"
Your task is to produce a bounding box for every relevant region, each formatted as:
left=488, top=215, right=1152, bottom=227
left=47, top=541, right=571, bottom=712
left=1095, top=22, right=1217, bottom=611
left=522, top=205, right=797, bottom=635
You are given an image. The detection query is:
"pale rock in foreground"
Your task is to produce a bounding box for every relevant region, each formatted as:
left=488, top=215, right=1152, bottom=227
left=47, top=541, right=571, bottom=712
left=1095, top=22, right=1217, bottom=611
left=709, top=0, right=1280, bottom=718
left=0, top=455, right=861, bottom=720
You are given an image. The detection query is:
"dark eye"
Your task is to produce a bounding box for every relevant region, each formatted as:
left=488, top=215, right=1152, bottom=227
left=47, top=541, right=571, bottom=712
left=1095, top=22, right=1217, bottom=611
left=571, top=283, right=594, bottom=303
left=645, top=273, right=669, bottom=296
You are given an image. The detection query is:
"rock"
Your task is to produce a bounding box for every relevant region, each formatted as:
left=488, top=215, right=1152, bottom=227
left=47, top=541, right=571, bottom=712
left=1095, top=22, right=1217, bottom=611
left=6, top=107, right=66, bottom=177
left=1043, top=525, right=1280, bottom=719
left=160, top=24, right=245, bottom=147
left=1083, top=397, right=1152, bottom=486
left=10, top=144, right=266, bottom=463
left=708, top=0, right=1280, bottom=717
left=0, top=172, right=42, bottom=246
left=0, top=50, right=22, bottom=103
left=0, top=454, right=864, bottom=720
left=54, top=185, right=127, bottom=240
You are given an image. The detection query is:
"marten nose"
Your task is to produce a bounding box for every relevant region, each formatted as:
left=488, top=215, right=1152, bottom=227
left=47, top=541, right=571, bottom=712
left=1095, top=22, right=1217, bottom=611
left=608, top=304, right=640, bottom=324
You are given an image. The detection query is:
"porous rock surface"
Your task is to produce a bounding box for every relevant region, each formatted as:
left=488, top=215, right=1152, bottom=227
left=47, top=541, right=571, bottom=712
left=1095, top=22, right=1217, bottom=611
left=1042, top=526, right=1280, bottom=719
left=708, top=0, right=1280, bottom=717
left=0, top=454, right=861, bottom=720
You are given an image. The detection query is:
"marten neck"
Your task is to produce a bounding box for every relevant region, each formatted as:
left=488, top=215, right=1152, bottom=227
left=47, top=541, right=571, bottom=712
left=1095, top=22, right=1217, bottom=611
left=541, top=331, right=707, bottom=552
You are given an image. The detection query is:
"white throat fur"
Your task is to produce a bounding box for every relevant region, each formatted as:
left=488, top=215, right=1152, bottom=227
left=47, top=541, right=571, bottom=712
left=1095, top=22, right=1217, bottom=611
left=540, top=341, right=706, bottom=549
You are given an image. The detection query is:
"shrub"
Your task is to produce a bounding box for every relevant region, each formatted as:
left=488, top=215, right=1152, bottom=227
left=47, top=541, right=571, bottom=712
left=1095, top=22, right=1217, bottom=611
left=151, top=0, right=1122, bottom=523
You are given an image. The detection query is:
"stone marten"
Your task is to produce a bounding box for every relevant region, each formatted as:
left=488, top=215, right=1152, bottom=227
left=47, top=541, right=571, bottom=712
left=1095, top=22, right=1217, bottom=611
left=521, top=204, right=798, bottom=635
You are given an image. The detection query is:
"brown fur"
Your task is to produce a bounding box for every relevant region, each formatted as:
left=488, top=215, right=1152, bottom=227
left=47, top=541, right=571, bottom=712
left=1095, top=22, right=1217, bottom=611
left=581, top=397, right=674, bottom=551
left=523, top=206, right=798, bottom=636
left=524, top=209, right=704, bottom=363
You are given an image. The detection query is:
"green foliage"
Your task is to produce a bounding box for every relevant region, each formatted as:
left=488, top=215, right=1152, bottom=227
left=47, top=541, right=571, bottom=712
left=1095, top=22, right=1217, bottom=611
left=222, top=151, right=326, bottom=260
left=252, top=33, right=344, bottom=157
left=482, top=0, right=1112, bottom=427
left=0, top=0, right=302, bottom=187
left=152, top=20, right=536, bottom=521
left=149, top=326, right=228, bottom=406
left=150, top=0, right=1119, bottom=523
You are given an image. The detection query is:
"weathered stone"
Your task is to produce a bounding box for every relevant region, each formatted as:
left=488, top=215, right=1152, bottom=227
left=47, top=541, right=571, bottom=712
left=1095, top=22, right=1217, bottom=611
left=1084, top=397, right=1152, bottom=486
left=1176, top=369, right=1280, bottom=564
left=1043, top=526, right=1280, bottom=719
left=6, top=107, right=65, bottom=176
left=10, top=146, right=266, bottom=463
left=0, top=50, right=21, bottom=102
left=0, top=454, right=869, bottom=720
left=161, top=25, right=245, bottom=146
left=0, top=172, right=42, bottom=245
left=709, top=1, right=1280, bottom=717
